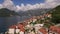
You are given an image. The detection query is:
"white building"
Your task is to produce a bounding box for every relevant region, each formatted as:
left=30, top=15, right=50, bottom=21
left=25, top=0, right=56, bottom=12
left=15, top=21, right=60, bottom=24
left=19, top=31, right=24, bottom=34
left=15, top=29, right=20, bottom=34
left=34, top=24, right=44, bottom=34
left=8, top=28, right=15, bottom=34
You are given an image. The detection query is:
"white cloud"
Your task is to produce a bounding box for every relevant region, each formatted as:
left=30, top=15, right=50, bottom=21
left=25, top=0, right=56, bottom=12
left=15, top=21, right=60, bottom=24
left=0, top=0, right=60, bottom=11
left=45, top=0, right=60, bottom=8
left=42, top=0, right=60, bottom=8
left=0, top=0, right=16, bottom=11
left=16, top=5, right=20, bottom=11
left=16, top=0, right=60, bottom=11
left=0, top=4, right=3, bottom=9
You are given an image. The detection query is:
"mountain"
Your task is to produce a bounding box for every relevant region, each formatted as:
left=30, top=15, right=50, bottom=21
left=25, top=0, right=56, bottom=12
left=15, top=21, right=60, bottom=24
left=18, top=9, right=51, bottom=16
left=0, top=8, right=20, bottom=17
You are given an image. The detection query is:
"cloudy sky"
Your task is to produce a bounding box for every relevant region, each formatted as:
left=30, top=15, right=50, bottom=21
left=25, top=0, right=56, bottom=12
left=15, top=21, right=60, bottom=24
left=0, top=0, right=60, bottom=11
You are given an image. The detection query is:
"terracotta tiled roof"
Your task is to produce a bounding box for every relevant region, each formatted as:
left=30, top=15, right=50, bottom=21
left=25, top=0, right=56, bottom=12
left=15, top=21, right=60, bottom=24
left=9, top=25, right=16, bottom=29
left=50, top=26, right=60, bottom=34
left=18, top=24, right=25, bottom=32
left=39, top=28, right=48, bottom=34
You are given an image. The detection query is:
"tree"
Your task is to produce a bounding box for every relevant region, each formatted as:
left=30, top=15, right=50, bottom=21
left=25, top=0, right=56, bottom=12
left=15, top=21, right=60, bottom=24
left=51, top=5, right=60, bottom=24
left=0, top=8, right=20, bottom=17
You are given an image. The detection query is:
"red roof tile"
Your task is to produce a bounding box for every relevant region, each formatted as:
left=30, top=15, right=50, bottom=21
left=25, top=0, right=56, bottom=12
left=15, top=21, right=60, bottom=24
left=39, top=28, right=48, bottom=34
